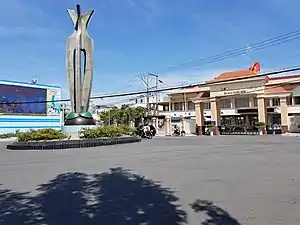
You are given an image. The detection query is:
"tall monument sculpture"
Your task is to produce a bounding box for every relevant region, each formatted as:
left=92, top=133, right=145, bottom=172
left=65, top=4, right=95, bottom=125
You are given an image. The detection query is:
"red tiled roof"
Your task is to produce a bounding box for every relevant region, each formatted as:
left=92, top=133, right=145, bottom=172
left=269, top=74, right=300, bottom=80
left=214, top=70, right=256, bottom=81
left=264, top=85, right=294, bottom=94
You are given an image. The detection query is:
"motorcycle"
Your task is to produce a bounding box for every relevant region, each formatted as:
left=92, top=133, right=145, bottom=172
left=136, top=126, right=154, bottom=139
left=143, top=130, right=153, bottom=139
left=136, top=124, right=156, bottom=139
left=172, top=128, right=186, bottom=136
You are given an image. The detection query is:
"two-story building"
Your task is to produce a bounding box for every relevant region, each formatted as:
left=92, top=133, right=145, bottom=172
left=159, top=69, right=300, bottom=135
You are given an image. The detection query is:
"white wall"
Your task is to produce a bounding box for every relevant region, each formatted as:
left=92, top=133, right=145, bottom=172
left=292, top=86, right=300, bottom=96
left=289, top=115, right=300, bottom=133
left=160, top=108, right=240, bottom=118
left=288, top=106, right=300, bottom=114
left=0, top=115, right=61, bottom=134
left=0, top=80, right=62, bottom=134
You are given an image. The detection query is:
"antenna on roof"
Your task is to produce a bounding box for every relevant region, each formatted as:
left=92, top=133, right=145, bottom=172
left=31, top=78, right=38, bottom=84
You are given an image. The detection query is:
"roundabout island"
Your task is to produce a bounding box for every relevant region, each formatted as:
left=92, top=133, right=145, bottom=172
left=6, top=126, right=141, bottom=150
left=4, top=5, right=143, bottom=150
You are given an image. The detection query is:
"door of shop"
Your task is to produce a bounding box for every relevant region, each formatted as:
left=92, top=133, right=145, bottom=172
left=220, top=115, right=259, bottom=135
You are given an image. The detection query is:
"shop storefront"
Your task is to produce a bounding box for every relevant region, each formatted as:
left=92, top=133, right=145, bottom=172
left=164, top=64, right=300, bottom=135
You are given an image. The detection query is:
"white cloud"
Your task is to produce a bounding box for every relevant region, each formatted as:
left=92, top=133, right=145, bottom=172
left=63, top=66, right=300, bottom=107
left=90, top=68, right=234, bottom=106
left=157, top=68, right=233, bottom=87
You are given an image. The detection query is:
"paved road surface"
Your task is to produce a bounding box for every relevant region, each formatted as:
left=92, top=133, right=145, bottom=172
left=0, top=135, right=300, bottom=224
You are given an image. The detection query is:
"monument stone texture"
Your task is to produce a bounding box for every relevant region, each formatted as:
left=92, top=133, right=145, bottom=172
left=65, top=4, right=95, bottom=125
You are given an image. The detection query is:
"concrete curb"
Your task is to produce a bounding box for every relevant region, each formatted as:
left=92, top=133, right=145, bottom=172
left=6, top=136, right=141, bottom=150
left=281, top=133, right=300, bottom=137
left=0, top=137, right=18, bottom=142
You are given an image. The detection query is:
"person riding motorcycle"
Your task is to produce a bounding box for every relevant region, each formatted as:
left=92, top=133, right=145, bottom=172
left=173, top=125, right=181, bottom=136
left=143, top=124, right=152, bottom=137
left=172, top=124, right=186, bottom=136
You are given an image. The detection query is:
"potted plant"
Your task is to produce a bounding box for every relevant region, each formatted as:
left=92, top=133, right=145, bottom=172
left=206, top=123, right=215, bottom=136
left=255, top=121, right=266, bottom=135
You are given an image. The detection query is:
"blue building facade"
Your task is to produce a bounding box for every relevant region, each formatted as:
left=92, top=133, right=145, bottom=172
left=0, top=80, right=62, bottom=134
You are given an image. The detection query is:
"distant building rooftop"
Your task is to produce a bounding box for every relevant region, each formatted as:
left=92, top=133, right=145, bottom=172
left=0, top=80, right=60, bottom=89
left=214, top=70, right=257, bottom=81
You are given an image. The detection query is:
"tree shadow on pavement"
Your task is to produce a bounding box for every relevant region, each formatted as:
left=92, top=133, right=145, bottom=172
left=0, top=188, right=37, bottom=225
left=0, top=168, right=187, bottom=225
left=191, top=200, right=241, bottom=225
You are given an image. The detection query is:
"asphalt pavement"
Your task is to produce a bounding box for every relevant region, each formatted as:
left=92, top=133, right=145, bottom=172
left=0, top=135, right=300, bottom=224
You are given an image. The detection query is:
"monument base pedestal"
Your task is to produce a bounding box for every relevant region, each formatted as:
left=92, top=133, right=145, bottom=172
left=62, top=125, right=98, bottom=134
left=64, top=112, right=96, bottom=126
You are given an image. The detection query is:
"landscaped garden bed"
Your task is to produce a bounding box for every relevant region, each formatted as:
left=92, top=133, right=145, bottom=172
left=0, top=132, right=19, bottom=139
left=6, top=126, right=141, bottom=150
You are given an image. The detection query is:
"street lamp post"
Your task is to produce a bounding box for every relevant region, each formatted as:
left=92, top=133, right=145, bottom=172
left=108, top=107, right=111, bottom=126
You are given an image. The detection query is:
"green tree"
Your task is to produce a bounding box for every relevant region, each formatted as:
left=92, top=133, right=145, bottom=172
left=99, top=105, right=145, bottom=126
left=0, top=108, right=6, bottom=113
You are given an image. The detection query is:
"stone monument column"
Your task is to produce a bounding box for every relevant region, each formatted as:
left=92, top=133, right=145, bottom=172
left=165, top=117, right=171, bottom=136
left=65, top=4, right=96, bottom=126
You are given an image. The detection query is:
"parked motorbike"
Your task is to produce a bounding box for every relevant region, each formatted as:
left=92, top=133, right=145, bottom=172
left=172, top=127, right=186, bottom=136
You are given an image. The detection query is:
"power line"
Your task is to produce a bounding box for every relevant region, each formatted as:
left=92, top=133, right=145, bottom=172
left=1, top=66, right=300, bottom=106
left=207, top=66, right=300, bottom=85
left=106, top=28, right=300, bottom=102
left=136, top=73, right=162, bottom=112
left=187, top=36, right=300, bottom=69
left=91, top=66, right=300, bottom=99
left=159, top=29, right=300, bottom=73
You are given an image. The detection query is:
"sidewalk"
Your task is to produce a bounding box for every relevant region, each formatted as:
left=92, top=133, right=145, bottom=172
left=155, top=133, right=197, bottom=137
left=0, top=137, right=17, bottom=142
left=281, top=132, right=300, bottom=137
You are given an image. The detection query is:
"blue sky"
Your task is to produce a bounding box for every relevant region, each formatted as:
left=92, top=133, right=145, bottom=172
left=1, top=0, right=300, bottom=102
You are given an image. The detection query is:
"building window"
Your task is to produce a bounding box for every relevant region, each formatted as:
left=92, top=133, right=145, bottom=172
left=204, top=103, right=211, bottom=109
left=272, top=98, right=280, bottom=106
left=253, top=98, right=258, bottom=107
left=187, top=101, right=195, bottom=110
left=219, top=99, right=231, bottom=109
left=287, top=97, right=292, bottom=105
left=140, top=99, right=143, bottom=103
left=174, top=102, right=182, bottom=111
left=295, top=97, right=300, bottom=105
left=235, top=98, right=249, bottom=108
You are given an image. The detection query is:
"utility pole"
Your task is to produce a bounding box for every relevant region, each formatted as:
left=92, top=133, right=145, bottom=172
left=148, top=73, right=159, bottom=113
left=146, top=76, right=149, bottom=111
left=138, top=74, right=151, bottom=112
left=138, top=73, right=162, bottom=120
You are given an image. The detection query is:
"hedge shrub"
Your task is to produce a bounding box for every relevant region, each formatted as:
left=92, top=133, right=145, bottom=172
left=17, top=129, right=68, bottom=142
left=81, top=126, right=135, bottom=139
left=118, top=126, right=136, bottom=135
left=255, top=121, right=266, bottom=126
left=0, top=132, right=18, bottom=139
left=206, top=124, right=214, bottom=128
left=14, top=126, right=135, bottom=142
left=0, top=130, right=22, bottom=139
